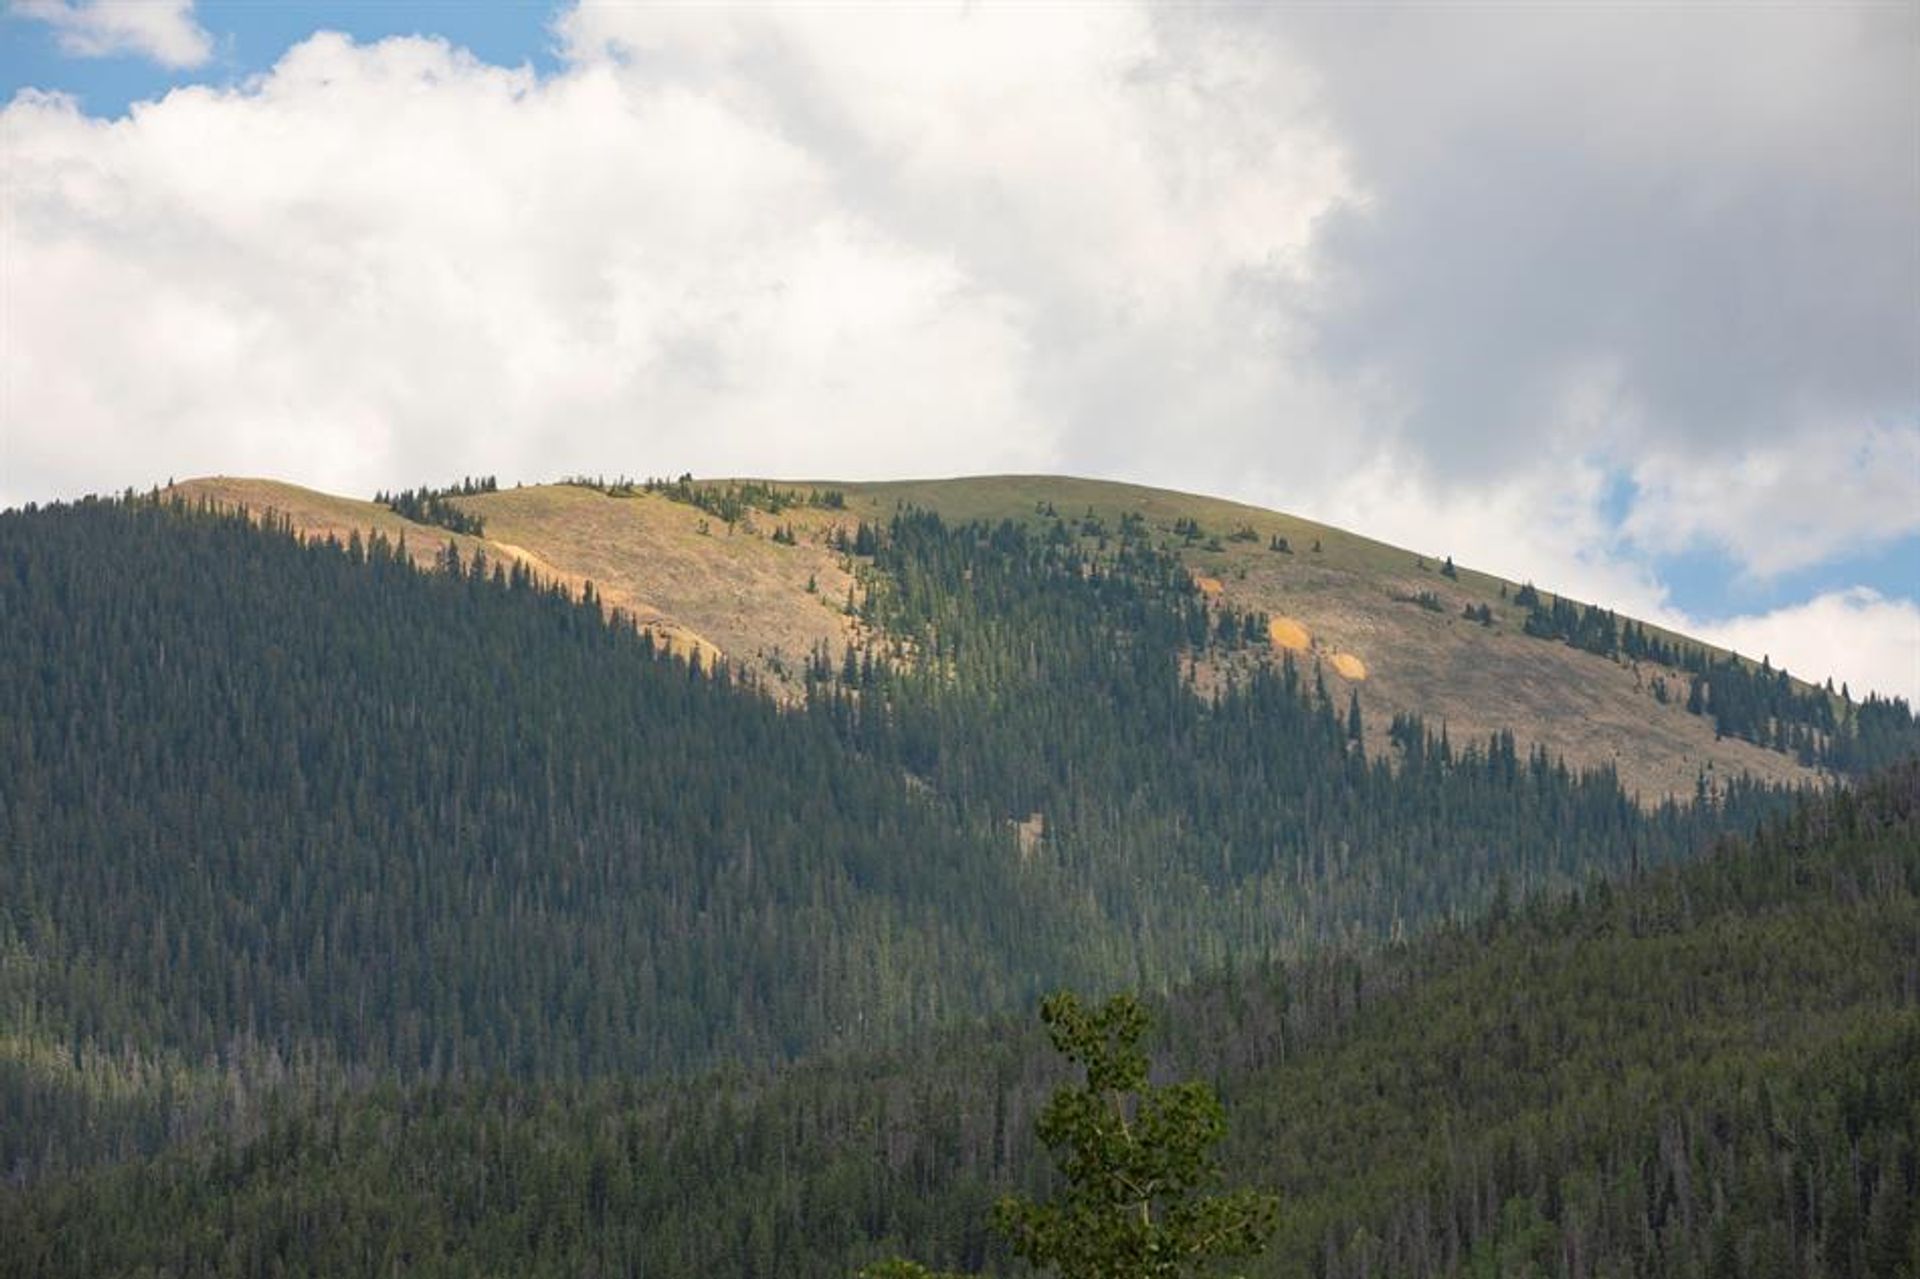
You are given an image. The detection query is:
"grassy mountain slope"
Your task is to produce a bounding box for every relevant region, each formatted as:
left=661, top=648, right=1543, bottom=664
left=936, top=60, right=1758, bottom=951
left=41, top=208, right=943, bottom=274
left=8, top=763, right=1913, bottom=1278
left=171, top=475, right=861, bottom=673
left=172, top=473, right=1833, bottom=801
left=832, top=476, right=1828, bottom=800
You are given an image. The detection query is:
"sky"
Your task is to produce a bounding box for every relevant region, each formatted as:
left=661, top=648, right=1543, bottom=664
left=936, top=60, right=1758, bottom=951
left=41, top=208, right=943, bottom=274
left=2, top=1, right=1915, bottom=703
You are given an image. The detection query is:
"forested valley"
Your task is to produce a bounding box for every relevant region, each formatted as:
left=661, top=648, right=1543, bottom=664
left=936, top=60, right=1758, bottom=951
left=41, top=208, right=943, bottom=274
left=1, top=492, right=1914, bottom=1276
left=7, top=756, right=1916, bottom=1276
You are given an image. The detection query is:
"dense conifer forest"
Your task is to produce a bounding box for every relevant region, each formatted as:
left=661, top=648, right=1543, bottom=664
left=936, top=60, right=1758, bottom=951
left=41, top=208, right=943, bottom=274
left=2, top=493, right=1912, bottom=1276
left=2, top=496, right=1069, bottom=1094
left=5, top=763, right=1914, bottom=1277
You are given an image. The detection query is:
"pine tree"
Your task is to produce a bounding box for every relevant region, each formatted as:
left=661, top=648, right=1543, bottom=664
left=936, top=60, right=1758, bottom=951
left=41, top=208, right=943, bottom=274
left=862, top=992, right=1277, bottom=1279
left=991, top=993, right=1277, bottom=1278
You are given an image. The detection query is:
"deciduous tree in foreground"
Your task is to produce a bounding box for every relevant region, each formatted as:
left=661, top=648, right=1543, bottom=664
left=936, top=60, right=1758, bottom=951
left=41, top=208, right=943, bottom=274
left=863, top=992, right=1277, bottom=1279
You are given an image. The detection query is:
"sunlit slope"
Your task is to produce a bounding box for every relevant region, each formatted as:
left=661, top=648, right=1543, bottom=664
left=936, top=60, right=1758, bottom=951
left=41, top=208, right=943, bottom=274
left=832, top=476, right=1822, bottom=800
left=172, top=476, right=862, bottom=689
left=170, top=473, right=1822, bottom=800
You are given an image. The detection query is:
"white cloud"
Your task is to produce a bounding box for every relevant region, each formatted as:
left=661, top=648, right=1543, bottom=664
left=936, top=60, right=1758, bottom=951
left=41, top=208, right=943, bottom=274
left=1622, top=422, right=1920, bottom=579
left=0, top=30, right=1068, bottom=499
left=14, top=0, right=211, bottom=69
left=1, top=11, right=1353, bottom=505
left=1268, top=4, right=1917, bottom=476
left=1244, top=4, right=1919, bottom=590
left=1694, top=589, right=1920, bottom=707
left=555, top=2, right=1357, bottom=479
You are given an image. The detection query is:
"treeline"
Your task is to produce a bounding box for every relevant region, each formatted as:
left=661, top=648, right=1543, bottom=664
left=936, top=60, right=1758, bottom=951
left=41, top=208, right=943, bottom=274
left=373, top=475, right=496, bottom=535
left=1515, top=584, right=1919, bottom=775
left=7, top=764, right=1914, bottom=1278
left=560, top=473, right=847, bottom=521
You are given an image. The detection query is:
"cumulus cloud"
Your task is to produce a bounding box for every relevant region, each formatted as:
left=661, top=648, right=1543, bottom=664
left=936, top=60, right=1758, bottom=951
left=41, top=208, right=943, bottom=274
left=14, top=0, right=211, bottom=68
left=1258, top=2, right=1918, bottom=570
left=556, top=2, right=1359, bottom=485
left=2, top=8, right=1350, bottom=506
left=1, top=30, right=1059, bottom=498
left=1623, top=422, right=1920, bottom=578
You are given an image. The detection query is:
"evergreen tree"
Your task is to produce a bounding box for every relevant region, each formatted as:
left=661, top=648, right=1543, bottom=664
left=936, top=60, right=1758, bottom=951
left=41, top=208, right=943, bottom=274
left=992, top=993, right=1276, bottom=1278
left=865, top=993, right=1277, bottom=1279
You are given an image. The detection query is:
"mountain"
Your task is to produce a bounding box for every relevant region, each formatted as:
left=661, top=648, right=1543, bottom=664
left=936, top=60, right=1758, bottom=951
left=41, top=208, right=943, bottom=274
left=0, top=490, right=1827, bottom=1099
left=7, top=761, right=1914, bottom=1278
left=169, top=473, right=1898, bottom=803
left=2, top=480, right=1915, bottom=1275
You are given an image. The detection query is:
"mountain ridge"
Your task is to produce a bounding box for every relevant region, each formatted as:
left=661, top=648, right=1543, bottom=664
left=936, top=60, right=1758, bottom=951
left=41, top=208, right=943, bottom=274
left=167, top=472, right=1844, bottom=802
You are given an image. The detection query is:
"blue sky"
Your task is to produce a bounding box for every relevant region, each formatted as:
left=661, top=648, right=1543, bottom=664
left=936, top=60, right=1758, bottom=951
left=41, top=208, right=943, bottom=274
left=3, top=1, right=1915, bottom=699
left=1, top=3, right=561, bottom=113
left=1643, top=536, right=1919, bottom=628
left=1594, top=468, right=1919, bottom=623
